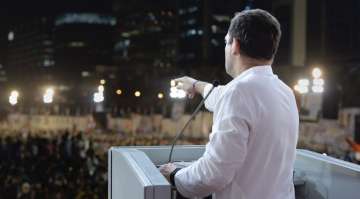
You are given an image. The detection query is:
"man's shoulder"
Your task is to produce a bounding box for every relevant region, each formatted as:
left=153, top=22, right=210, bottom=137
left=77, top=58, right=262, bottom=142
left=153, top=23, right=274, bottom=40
left=224, top=77, right=253, bottom=96
left=278, top=79, right=295, bottom=95
left=216, top=82, right=247, bottom=105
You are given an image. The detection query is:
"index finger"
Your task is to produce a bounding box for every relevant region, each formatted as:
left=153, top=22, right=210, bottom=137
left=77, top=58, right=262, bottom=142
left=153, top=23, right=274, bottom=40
left=172, top=77, right=185, bottom=85
left=171, top=78, right=186, bottom=88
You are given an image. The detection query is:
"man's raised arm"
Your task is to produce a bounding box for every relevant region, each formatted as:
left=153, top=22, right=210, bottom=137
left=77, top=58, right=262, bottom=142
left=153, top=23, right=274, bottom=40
left=173, top=76, right=224, bottom=112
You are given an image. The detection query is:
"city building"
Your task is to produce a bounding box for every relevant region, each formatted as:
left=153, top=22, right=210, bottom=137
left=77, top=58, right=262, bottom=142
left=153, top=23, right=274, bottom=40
left=2, top=13, right=116, bottom=113
left=53, top=13, right=117, bottom=111
left=112, top=0, right=177, bottom=112
left=4, top=17, right=56, bottom=110
left=272, top=0, right=360, bottom=117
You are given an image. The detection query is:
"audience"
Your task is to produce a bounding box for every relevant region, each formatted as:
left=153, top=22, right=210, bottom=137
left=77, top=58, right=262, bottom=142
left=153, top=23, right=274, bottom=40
left=0, top=130, right=207, bottom=199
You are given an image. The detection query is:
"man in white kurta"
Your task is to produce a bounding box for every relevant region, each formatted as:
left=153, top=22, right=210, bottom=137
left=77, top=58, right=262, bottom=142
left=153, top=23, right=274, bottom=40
left=160, top=9, right=299, bottom=199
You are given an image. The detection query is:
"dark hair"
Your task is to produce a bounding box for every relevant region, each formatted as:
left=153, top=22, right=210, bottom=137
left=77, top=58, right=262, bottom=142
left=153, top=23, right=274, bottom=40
left=228, top=9, right=281, bottom=60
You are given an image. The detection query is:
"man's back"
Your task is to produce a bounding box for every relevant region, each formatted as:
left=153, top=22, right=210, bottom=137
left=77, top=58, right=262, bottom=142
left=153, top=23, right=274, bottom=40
left=207, top=66, right=299, bottom=199
left=165, top=9, right=293, bottom=199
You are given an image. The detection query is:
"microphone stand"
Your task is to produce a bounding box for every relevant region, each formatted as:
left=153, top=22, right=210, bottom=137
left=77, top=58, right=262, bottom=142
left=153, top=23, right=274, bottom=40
left=168, top=81, right=219, bottom=163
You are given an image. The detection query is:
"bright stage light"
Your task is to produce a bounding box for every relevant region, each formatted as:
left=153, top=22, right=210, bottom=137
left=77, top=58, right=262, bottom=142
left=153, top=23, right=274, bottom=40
left=312, top=68, right=322, bottom=79
left=170, top=80, right=176, bottom=87
left=43, top=88, right=54, bottom=104
left=98, top=85, right=105, bottom=92
left=116, top=89, right=122, bottom=95
left=134, top=91, right=141, bottom=97
left=93, top=92, right=104, bottom=103
left=9, top=90, right=19, bottom=106
left=313, top=78, right=324, bottom=86
left=312, top=86, right=324, bottom=93
left=11, top=90, right=19, bottom=97
left=169, top=87, right=186, bottom=99
left=298, top=79, right=310, bottom=87
left=158, top=92, right=164, bottom=99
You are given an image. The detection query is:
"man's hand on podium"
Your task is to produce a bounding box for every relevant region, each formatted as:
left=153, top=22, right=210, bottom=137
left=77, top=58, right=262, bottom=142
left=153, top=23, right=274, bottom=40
left=159, top=163, right=177, bottom=182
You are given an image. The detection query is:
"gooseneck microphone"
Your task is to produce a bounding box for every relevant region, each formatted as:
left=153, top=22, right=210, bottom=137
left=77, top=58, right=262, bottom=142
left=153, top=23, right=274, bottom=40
left=168, top=80, right=219, bottom=163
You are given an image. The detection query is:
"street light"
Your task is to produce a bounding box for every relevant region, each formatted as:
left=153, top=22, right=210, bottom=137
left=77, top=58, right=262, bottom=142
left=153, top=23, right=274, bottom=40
left=43, top=88, right=54, bottom=104
left=298, top=79, right=310, bottom=87
left=9, top=90, right=19, bottom=106
left=116, top=89, right=122, bottom=95
left=93, top=92, right=104, bottom=103
left=11, top=90, right=19, bottom=97
left=100, top=79, right=106, bottom=85
left=45, top=88, right=54, bottom=95
left=294, top=79, right=310, bottom=94
left=8, top=31, right=14, bottom=41
left=98, top=85, right=105, bottom=92
left=313, top=78, right=324, bottom=86
left=158, top=92, right=164, bottom=99
left=312, top=68, right=322, bottom=79
left=169, top=80, right=186, bottom=99
left=294, top=68, right=325, bottom=119
left=312, top=86, right=324, bottom=93
left=311, top=68, right=324, bottom=93
left=93, top=84, right=105, bottom=103
left=294, top=84, right=309, bottom=94
left=134, top=91, right=141, bottom=97
left=169, top=87, right=186, bottom=99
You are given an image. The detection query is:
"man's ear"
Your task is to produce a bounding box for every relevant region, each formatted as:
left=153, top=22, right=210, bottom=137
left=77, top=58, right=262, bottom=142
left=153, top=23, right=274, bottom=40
left=231, top=39, right=241, bottom=55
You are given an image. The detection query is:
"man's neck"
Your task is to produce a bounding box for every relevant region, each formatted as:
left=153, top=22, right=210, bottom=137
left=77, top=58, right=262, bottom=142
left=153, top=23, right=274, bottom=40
left=232, top=58, right=272, bottom=77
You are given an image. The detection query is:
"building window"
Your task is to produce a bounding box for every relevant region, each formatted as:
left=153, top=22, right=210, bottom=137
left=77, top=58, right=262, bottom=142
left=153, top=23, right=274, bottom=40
left=81, top=71, right=91, bottom=77
left=44, top=48, right=54, bottom=53
left=186, top=19, right=196, bottom=25
left=43, top=58, right=54, bottom=67
left=8, top=31, right=15, bottom=41
left=188, top=6, right=198, bottom=13
left=211, top=38, right=220, bottom=46
left=55, top=13, right=117, bottom=26
left=43, top=40, right=53, bottom=45
left=69, top=41, right=85, bottom=48
left=182, top=29, right=203, bottom=37
left=179, top=9, right=186, bottom=15
left=213, top=15, right=231, bottom=23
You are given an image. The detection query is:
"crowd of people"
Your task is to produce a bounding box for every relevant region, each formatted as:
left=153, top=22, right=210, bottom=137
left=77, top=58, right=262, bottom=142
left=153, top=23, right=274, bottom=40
left=2, top=126, right=356, bottom=199
left=0, top=130, right=207, bottom=199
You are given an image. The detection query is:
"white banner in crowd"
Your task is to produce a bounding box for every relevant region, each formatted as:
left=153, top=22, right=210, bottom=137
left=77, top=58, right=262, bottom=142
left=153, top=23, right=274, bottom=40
left=1, top=112, right=352, bottom=157
left=2, top=112, right=214, bottom=138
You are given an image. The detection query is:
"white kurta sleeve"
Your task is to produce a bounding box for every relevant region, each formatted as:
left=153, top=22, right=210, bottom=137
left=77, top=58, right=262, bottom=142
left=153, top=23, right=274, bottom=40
left=175, top=89, right=251, bottom=198
left=203, top=84, right=225, bottom=112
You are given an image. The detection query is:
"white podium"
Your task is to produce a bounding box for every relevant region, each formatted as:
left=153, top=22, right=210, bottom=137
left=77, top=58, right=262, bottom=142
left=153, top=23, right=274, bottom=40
left=109, top=145, right=360, bottom=199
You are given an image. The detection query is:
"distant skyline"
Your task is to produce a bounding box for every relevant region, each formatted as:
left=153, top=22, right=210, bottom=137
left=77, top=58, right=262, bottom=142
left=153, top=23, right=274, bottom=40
left=0, top=0, right=113, bottom=15
left=0, top=0, right=359, bottom=115
left=0, top=0, right=113, bottom=32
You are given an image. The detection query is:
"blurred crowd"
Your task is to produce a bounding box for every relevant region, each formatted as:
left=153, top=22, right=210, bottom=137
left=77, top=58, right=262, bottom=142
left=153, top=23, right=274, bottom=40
left=0, top=127, right=358, bottom=199
left=0, top=130, right=207, bottom=199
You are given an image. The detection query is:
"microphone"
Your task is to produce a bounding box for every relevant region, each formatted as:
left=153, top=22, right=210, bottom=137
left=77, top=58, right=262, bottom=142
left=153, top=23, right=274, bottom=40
left=168, top=80, right=219, bottom=163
